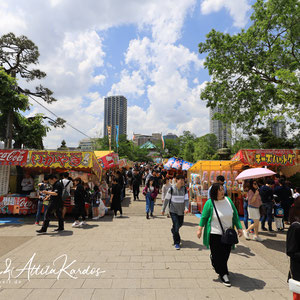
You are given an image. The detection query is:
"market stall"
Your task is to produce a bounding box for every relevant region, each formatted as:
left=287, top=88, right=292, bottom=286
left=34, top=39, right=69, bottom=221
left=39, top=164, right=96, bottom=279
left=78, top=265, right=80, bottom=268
left=163, top=157, right=193, bottom=178
left=188, top=160, right=244, bottom=214
left=231, top=149, right=300, bottom=176
left=0, top=150, right=103, bottom=215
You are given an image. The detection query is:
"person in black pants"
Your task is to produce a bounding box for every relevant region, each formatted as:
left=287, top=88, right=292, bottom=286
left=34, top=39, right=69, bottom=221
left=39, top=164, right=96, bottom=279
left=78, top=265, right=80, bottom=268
left=72, top=177, right=87, bottom=227
left=260, top=178, right=274, bottom=231
left=275, top=178, right=292, bottom=224
left=132, top=169, right=142, bottom=201
left=110, top=176, right=122, bottom=217
left=36, top=174, right=64, bottom=233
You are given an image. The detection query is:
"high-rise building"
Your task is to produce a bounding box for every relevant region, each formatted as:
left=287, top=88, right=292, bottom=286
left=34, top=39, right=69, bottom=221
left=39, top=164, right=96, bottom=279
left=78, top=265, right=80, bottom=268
left=210, top=107, right=231, bottom=149
left=104, top=95, right=127, bottom=138
left=271, top=121, right=286, bottom=138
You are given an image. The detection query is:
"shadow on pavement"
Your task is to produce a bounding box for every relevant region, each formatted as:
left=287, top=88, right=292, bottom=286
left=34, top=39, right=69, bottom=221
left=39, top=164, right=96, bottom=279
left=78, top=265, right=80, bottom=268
left=181, top=240, right=205, bottom=250
left=121, top=196, right=132, bottom=207
left=37, top=230, right=74, bottom=237
left=233, top=244, right=256, bottom=258
left=228, top=272, right=266, bottom=291
left=183, top=221, right=198, bottom=227
left=260, top=238, right=286, bottom=253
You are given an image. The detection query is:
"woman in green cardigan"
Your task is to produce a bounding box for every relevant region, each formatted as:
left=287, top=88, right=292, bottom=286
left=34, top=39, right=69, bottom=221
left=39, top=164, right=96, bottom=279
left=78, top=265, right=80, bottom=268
left=197, top=183, right=243, bottom=287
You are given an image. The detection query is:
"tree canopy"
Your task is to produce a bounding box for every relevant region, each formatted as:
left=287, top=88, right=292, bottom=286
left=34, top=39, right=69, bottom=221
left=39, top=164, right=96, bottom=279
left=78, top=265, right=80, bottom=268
left=199, top=0, right=300, bottom=134
left=0, top=33, right=65, bottom=148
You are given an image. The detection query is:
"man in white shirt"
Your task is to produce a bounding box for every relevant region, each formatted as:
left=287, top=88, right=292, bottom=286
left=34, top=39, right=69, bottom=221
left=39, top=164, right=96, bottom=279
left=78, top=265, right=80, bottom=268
left=61, top=172, right=73, bottom=218
left=21, top=173, right=34, bottom=195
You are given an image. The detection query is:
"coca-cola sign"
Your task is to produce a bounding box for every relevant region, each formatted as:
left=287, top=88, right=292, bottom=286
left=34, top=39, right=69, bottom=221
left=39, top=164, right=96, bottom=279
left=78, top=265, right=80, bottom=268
left=0, top=150, right=28, bottom=166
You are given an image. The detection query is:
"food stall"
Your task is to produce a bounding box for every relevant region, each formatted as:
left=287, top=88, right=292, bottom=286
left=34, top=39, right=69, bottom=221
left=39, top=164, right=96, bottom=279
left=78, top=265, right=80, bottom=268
left=0, top=150, right=102, bottom=215
left=231, top=149, right=300, bottom=177
left=163, top=157, right=193, bottom=178
left=188, top=160, right=244, bottom=214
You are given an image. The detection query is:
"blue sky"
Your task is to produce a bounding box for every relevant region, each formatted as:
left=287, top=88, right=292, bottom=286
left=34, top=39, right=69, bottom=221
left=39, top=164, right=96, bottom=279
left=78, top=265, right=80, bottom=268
left=0, top=0, right=254, bottom=148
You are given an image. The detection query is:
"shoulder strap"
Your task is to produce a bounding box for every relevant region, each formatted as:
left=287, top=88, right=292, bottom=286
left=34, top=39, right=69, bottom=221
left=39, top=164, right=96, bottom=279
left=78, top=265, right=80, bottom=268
left=211, top=199, right=225, bottom=234
left=169, top=187, right=173, bottom=207
left=65, top=180, right=71, bottom=188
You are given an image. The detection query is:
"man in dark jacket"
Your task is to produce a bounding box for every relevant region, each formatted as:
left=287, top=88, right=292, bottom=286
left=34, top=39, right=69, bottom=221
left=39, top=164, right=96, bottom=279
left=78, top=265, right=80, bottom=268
left=260, top=178, right=274, bottom=231
left=36, top=174, right=64, bottom=233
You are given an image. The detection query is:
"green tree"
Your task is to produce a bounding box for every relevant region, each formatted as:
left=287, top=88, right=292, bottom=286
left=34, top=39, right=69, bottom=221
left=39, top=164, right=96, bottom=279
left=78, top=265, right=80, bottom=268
left=0, top=33, right=65, bottom=148
left=178, top=131, right=196, bottom=157
left=183, top=140, right=195, bottom=162
left=194, top=134, right=218, bottom=160
left=199, top=0, right=300, bottom=134
left=230, top=136, right=261, bottom=155
left=164, top=139, right=180, bottom=158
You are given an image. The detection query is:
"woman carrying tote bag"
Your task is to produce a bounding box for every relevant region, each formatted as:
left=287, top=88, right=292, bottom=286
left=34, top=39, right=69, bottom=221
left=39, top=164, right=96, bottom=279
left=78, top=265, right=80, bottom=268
left=197, top=183, right=243, bottom=287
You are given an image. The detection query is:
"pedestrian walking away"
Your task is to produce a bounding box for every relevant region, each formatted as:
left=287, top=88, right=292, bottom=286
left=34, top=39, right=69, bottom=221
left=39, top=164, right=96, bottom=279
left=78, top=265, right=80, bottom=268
left=110, top=176, right=123, bottom=217
left=36, top=174, right=64, bottom=233
left=35, top=175, right=50, bottom=225
left=197, top=183, right=243, bottom=287
left=72, top=177, right=88, bottom=228
left=162, top=175, right=189, bottom=250
left=260, top=178, right=274, bottom=232
left=143, top=179, right=158, bottom=219
left=132, top=169, right=142, bottom=201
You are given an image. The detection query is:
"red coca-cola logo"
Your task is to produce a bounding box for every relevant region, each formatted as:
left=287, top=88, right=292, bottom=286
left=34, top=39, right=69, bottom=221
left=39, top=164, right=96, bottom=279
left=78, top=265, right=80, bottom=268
left=19, top=198, right=32, bottom=209
left=0, top=150, right=28, bottom=164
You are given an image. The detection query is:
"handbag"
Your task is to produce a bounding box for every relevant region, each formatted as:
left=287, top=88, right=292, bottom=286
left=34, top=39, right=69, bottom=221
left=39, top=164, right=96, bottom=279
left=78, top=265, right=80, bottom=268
left=289, top=252, right=300, bottom=294
left=212, top=198, right=239, bottom=245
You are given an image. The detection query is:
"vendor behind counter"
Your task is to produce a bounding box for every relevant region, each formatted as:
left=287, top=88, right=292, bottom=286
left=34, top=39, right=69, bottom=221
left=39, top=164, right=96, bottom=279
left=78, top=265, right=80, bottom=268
left=21, top=173, right=34, bottom=195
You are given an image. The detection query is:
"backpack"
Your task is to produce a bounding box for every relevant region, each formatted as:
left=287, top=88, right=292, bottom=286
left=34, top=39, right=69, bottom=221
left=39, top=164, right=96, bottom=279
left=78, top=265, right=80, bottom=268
left=61, top=180, right=71, bottom=201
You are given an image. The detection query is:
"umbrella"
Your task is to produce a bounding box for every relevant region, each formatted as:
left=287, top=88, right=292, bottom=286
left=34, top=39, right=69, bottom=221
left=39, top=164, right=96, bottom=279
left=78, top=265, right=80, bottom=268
left=235, top=168, right=276, bottom=181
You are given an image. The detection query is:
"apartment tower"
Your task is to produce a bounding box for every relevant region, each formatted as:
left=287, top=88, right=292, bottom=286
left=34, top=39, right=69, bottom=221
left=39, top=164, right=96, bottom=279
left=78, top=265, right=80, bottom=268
left=104, top=95, right=127, bottom=137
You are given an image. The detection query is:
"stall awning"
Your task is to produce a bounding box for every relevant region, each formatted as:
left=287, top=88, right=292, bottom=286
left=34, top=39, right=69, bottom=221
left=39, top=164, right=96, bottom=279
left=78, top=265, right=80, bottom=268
left=25, top=150, right=102, bottom=180
left=189, top=160, right=242, bottom=173
left=0, top=150, right=28, bottom=166
left=231, top=149, right=299, bottom=167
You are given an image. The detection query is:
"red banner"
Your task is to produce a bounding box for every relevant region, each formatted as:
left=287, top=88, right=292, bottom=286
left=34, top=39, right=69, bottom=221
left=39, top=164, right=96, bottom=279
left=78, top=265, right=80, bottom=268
left=98, top=153, right=119, bottom=170
left=231, top=149, right=299, bottom=167
left=0, top=150, right=28, bottom=166
left=0, top=196, right=37, bottom=215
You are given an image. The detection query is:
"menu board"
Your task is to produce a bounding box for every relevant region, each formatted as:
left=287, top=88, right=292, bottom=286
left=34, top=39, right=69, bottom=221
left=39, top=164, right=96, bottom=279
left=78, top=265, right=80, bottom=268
left=0, top=165, right=10, bottom=195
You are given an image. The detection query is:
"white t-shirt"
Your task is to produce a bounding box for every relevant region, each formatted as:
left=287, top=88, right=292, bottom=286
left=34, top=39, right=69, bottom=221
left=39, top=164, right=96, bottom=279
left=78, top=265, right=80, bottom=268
left=62, top=178, right=73, bottom=194
left=210, top=198, right=233, bottom=235
left=21, top=177, right=34, bottom=191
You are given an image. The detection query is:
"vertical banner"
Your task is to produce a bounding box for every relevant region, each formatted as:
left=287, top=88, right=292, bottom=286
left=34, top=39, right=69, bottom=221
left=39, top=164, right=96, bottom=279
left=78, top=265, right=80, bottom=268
left=116, top=125, right=119, bottom=150
left=107, top=126, right=112, bottom=151
left=161, top=133, right=165, bottom=149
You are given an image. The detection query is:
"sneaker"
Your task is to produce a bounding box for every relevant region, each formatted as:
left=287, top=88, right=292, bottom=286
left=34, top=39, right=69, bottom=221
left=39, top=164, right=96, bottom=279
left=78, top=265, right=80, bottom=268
left=150, top=212, right=153, bottom=217
left=253, top=235, right=263, bottom=242
left=92, top=217, right=99, bottom=220
left=220, top=274, right=231, bottom=287
left=261, top=227, right=268, bottom=231
left=36, top=228, right=47, bottom=234
left=72, top=221, right=80, bottom=228
left=269, top=228, right=274, bottom=232
left=53, top=228, right=64, bottom=232
left=35, top=222, right=39, bottom=226
left=243, top=229, right=250, bottom=240
left=174, top=244, right=180, bottom=250
left=146, top=213, right=149, bottom=219
left=79, top=221, right=87, bottom=226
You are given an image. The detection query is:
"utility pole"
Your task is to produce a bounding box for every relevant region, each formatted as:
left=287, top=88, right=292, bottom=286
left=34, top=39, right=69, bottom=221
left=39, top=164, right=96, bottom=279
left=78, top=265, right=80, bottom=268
left=4, top=110, right=13, bottom=149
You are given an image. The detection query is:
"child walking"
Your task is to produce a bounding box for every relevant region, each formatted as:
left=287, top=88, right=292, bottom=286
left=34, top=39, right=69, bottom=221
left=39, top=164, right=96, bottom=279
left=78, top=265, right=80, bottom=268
left=274, top=195, right=284, bottom=231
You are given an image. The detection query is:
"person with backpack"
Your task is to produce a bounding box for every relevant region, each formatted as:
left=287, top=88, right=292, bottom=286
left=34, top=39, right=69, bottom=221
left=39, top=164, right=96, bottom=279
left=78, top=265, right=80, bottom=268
left=162, top=175, right=189, bottom=250
left=61, top=172, right=73, bottom=219
left=260, top=178, right=274, bottom=232
left=132, top=169, right=142, bottom=201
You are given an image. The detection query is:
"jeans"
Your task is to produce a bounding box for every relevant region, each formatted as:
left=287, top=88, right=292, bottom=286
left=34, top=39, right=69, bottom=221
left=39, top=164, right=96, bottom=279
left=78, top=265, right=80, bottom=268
left=35, top=200, right=48, bottom=222
left=170, top=212, right=184, bottom=245
left=145, top=192, right=154, bottom=213
left=261, top=202, right=273, bottom=230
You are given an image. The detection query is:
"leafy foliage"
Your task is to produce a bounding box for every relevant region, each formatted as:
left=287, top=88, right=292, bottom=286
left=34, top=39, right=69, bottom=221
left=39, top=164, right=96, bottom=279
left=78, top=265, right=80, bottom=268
left=199, top=0, right=300, bottom=133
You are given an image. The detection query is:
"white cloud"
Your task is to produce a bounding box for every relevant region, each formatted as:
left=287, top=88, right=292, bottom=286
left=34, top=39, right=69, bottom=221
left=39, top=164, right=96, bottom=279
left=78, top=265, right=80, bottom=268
left=0, top=0, right=213, bottom=148
left=109, top=70, right=145, bottom=98
left=200, top=0, right=251, bottom=27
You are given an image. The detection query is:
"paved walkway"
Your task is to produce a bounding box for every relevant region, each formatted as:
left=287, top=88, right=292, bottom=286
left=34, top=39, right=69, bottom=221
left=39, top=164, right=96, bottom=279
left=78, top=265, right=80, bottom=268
left=0, top=191, right=291, bottom=300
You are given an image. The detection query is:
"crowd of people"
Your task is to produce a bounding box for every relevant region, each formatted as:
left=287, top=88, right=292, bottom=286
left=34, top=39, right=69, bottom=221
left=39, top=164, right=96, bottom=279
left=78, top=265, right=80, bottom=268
left=30, top=165, right=300, bottom=296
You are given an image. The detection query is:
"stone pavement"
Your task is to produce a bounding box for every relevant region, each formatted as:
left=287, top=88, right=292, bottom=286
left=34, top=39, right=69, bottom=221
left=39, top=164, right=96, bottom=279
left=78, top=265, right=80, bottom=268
left=0, top=191, right=291, bottom=300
